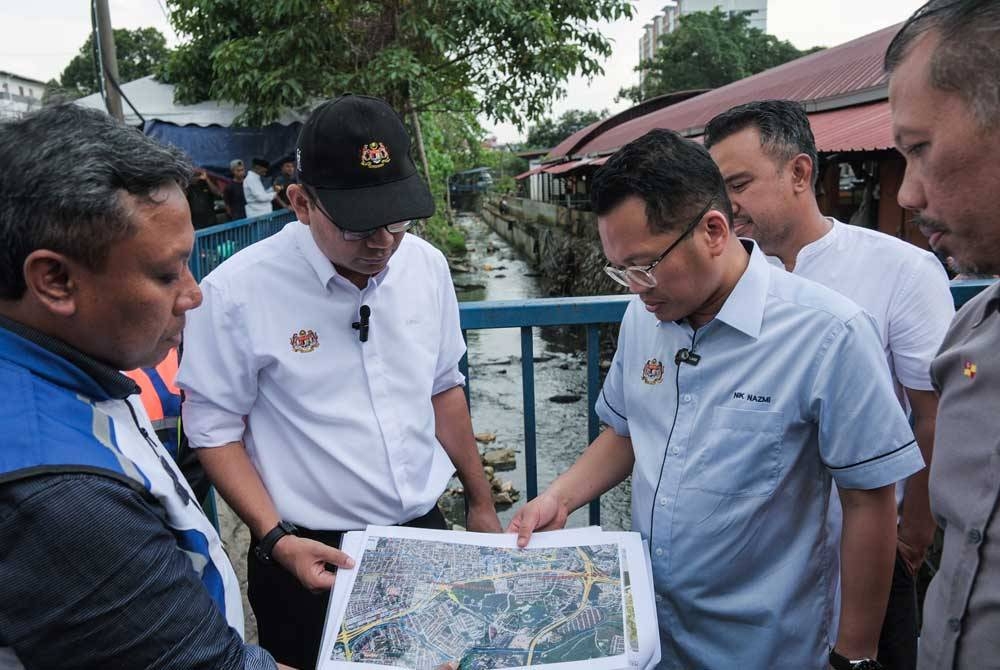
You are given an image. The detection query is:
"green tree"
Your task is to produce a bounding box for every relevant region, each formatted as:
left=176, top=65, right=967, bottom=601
left=619, top=8, right=822, bottom=103
left=525, top=108, right=607, bottom=151
left=58, top=27, right=169, bottom=97
left=161, top=0, right=632, bottom=129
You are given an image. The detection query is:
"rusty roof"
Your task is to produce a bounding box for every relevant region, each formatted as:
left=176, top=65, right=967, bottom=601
left=573, top=23, right=901, bottom=157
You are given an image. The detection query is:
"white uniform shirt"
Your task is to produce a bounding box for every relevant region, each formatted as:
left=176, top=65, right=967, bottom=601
left=793, top=218, right=954, bottom=399
left=242, top=171, right=274, bottom=218
left=792, top=219, right=954, bottom=631
left=596, top=241, right=924, bottom=669
left=178, top=222, right=466, bottom=530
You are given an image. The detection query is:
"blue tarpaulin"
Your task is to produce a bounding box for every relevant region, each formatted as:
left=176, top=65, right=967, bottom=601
left=145, top=120, right=301, bottom=176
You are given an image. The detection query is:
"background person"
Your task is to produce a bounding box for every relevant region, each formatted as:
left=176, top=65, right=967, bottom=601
left=224, top=158, right=248, bottom=221
left=243, top=157, right=277, bottom=218
left=273, top=158, right=297, bottom=209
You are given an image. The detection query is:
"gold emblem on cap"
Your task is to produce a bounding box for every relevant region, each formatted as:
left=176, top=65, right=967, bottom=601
left=360, top=141, right=391, bottom=169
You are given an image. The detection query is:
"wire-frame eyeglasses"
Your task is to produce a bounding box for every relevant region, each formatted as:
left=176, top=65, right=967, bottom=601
left=603, top=201, right=713, bottom=289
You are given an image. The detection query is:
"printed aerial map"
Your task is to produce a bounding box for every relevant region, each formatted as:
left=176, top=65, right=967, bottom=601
left=330, top=536, right=627, bottom=669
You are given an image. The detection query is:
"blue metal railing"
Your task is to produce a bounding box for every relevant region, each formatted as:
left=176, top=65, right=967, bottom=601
left=459, top=296, right=630, bottom=525
left=190, top=210, right=297, bottom=280
left=193, top=217, right=995, bottom=527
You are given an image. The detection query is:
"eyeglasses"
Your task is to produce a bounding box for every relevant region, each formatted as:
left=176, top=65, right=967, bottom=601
left=304, top=185, right=415, bottom=241
left=340, top=220, right=414, bottom=241
left=604, top=202, right=712, bottom=289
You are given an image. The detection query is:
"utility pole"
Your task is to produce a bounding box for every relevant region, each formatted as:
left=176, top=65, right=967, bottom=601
left=94, top=0, right=123, bottom=121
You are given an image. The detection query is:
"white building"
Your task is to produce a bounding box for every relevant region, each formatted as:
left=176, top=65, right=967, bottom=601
left=0, top=71, right=45, bottom=121
left=638, top=0, right=769, bottom=85
left=679, top=0, right=767, bottom=32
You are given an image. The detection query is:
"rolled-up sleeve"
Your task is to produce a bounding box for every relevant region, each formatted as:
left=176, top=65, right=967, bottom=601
left=178, top=280, right=257, bottom=449
left=810, top=312, right=925, bottom=489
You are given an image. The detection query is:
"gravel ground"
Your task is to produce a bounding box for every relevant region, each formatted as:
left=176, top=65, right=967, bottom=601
left=217, top=500, right=258, bottom=644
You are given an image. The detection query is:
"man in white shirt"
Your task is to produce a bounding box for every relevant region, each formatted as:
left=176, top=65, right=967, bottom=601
left=243, top=157, right=278, bottom=218
left=705, top=99, right=954, bottom=670
left=178, top=94, right=501, bottom=669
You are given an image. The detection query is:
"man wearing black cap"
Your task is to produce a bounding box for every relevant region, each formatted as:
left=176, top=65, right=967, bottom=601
left=177, top=94, right=502, bottom=668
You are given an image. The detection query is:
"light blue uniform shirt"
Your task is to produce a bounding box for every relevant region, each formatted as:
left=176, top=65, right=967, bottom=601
left=596, top=241, right=924, bottom=669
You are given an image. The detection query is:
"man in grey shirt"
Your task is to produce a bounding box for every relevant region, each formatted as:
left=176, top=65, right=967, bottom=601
left=886, top=1, right=1000, bottom=668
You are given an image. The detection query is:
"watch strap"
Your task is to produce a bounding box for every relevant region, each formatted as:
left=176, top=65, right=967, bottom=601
left=829, top=649, right=882, bottom=670
left=254, top=520, right=298, bottom=564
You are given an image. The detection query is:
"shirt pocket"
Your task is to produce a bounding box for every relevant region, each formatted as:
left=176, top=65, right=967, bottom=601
left=683, top=407, right=784, bottom=496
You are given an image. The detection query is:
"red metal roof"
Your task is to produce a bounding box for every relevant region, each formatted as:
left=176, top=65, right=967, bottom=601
left=543, top=158, right=595, bottom=175
left=514, top=165, right=546, bottom=180
left=808, top=101, right=893, bottom=152
left=574, top=23, right=900, bottom=157
left=546, top=120, right=605, bottom=162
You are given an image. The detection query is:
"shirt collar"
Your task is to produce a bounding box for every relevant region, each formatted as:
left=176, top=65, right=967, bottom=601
left=712, top=239, right=771, bottom=340
left=794, top=217, right=839, bottom=266
left=293, top=220, right=393, bottom=291
left=0, top=314, right=137, bottom=400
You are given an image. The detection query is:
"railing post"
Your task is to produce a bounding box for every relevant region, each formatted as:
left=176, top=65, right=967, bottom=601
left=520, top=326, right=537, bottom=500
left=460, top=330, right=470, bottom=408
left=586, top=323, right=602, bottom=526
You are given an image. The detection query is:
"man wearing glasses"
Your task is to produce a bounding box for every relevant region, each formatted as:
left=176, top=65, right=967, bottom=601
left=509, top=129, right=923, bottom=669
left=178, top=94, right=501, bottom=669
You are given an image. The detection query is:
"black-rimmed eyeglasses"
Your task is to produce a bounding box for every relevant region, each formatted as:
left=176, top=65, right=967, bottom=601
left=341, top=220, right=414, bottom=241
left=304, top=184, right=416, bottom=241
left=603, top=202, right=712, bottom=289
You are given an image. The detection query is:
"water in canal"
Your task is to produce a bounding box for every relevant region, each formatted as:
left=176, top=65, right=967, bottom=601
left=447, top=212, right=631, bottom=531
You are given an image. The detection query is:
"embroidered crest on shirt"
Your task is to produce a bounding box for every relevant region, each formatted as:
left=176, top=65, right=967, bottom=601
left=360, top=142, right=391, bottom=169
left=290, top=329, right=319, bottom=353
left=642, top=358, right=664, bottom=385
left=963, top=361, right=977, bottom=379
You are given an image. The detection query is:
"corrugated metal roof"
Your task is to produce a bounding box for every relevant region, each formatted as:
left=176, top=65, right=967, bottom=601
left=543, top=158, right=595, bottom=175
left=574, top=23, right=900, bottom=157
left=809, top=101, right=893, bottom=152
left=546, top=120, right=605, bottom=162
left=514, top=165, right=546, bottom=180
left=545, top=89, right=710, bottom=160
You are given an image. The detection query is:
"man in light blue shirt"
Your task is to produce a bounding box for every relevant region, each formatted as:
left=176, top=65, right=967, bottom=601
left=509, top=129, right=924, bottom=669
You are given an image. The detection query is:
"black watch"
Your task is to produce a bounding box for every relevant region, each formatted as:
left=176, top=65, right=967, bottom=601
left=254, top=520, right=298, bottom=565
left=829, top=649, right=883, bottom=670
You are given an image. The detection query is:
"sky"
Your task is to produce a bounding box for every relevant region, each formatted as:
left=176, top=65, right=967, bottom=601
left=3, top=0, right=926, bottom=142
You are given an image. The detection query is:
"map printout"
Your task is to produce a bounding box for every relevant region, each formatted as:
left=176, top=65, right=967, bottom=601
left=317, top=526, right=659, bottom=670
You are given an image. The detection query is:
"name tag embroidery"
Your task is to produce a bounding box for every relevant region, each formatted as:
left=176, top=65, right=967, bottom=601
left=732, top=391, right=771, bottom=404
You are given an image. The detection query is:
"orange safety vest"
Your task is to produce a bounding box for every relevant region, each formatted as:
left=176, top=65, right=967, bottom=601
left=123, top=347, right=181, bottom=432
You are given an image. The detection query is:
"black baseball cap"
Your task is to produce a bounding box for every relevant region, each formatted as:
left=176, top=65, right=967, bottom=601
left=296, top=94, right=435, bottom=232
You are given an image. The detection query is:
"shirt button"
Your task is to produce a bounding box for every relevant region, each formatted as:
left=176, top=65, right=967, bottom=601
left=655, top=593, right=663, bottom=603
left=655, top=548, right=664, bottom=557
left=968, top=529, right=983, bottom=545
left=948, top=618, right=961, bottom=633
left=681, top=393, right=692, bottom=403
left=659, top=497, right=668, bottom=506
left=671, top=447, right=680, bottom=455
